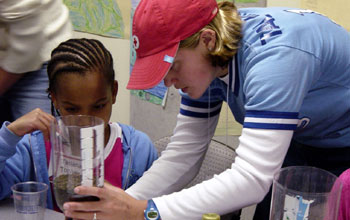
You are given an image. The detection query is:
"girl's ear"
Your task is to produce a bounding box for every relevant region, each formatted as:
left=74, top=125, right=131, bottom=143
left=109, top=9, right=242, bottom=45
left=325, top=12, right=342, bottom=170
left=50, top=92, right=59, bottom=110
left=112, top=80, right=118, bottom=104
left=50, top=92, right=61, bottom=116
left=199, top=29, right=216, bottom=51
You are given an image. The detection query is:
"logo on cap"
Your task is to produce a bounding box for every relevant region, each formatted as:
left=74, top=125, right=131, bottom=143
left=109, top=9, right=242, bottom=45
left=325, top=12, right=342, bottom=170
left=212, top=7, right=218, bottom=15
left=163, top=55, right=174, bottom=64
left=132, top=35, right=139, bottom=50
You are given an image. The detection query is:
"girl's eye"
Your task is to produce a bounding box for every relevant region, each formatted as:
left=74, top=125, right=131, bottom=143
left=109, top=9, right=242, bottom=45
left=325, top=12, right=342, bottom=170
left=65, top=107, right=77, bottom=113
left=94, top=104, right=106, bottom=110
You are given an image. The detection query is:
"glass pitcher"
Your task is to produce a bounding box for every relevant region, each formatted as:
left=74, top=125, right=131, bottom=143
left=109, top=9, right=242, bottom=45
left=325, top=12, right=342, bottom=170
left=50, top=115, right=104, bottom=211
left=269, top=166, right=343, bottom=220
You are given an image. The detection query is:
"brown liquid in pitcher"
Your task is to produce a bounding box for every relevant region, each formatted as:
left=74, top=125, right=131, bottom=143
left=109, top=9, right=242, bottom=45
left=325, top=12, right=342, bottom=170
left=53, top=174, right=100, bottom=220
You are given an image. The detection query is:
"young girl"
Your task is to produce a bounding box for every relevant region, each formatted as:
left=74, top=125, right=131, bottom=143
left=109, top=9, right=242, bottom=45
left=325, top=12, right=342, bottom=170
left=0, top=38, right=158, bottom=210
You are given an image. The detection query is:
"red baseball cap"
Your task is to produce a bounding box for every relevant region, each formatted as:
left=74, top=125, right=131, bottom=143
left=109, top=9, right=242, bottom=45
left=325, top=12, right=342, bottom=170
left=127, top=0, right=218, bottom=90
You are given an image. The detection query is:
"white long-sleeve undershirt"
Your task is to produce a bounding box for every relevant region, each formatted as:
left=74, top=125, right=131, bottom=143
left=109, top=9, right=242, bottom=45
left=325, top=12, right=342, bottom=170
left=126, top=113, right=293, bottom=219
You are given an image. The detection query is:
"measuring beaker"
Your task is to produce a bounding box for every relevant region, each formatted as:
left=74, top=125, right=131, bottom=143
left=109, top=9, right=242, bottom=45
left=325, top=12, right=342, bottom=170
left=50, top=115, right=104, bottom=211
left=270, top=166, right=342, bottom=220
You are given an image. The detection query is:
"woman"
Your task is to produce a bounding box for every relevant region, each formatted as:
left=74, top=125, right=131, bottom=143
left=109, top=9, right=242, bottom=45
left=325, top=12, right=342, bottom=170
left=63, top=1, right=350, bottom=219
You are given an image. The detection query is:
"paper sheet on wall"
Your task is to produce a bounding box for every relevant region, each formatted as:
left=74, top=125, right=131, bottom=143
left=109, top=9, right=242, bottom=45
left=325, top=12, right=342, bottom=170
left=267, top=0, right=349, bottom=31
left=129, top=6, right=167, bottom=105
left=63, top=0, right=131, bottom=39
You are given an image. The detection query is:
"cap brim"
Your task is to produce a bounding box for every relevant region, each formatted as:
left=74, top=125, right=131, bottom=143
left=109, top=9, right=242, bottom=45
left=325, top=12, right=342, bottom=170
left=127, top=43, right=179, bottom=90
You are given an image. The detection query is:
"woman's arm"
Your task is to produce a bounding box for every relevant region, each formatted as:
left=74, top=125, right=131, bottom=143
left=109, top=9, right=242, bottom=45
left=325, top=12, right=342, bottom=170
left=126, top=112, right=220, bottom=199
left=61, top=127, right=293, bottom=220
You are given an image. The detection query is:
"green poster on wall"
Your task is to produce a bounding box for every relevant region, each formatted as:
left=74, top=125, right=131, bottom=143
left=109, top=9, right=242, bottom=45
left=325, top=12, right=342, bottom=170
left=63, top=0, right=128, bottom=38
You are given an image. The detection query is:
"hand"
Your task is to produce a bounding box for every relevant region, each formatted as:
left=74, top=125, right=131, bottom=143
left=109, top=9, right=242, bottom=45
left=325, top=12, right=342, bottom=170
left=63, top=182, right=147, bottom=220
left=7, top=108, right=55, bottom=141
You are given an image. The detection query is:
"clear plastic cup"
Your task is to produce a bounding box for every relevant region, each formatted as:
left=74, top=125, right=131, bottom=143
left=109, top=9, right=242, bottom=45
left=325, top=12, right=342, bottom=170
left=270, top=166, right=343, bottom=220
left=11, top=181, right=48, bottom=220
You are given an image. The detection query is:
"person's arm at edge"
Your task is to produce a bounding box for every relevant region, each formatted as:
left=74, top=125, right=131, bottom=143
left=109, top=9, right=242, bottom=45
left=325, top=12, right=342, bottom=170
left=0, top=0, right=45, bottom=93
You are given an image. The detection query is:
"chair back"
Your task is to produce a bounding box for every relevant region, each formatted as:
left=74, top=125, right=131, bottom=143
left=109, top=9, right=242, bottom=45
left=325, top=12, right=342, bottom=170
left=186, top=139, right=236, bottom=187
left=154, top=136, right=236, bottom=187
left=153, top=136, right=239, bottom=219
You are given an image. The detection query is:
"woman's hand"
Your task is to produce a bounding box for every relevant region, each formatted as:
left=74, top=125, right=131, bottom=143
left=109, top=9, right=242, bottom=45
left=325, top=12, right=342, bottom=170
left=7, top=108, right=55, bottom=141
left=63, top=182, right=147, bottom=220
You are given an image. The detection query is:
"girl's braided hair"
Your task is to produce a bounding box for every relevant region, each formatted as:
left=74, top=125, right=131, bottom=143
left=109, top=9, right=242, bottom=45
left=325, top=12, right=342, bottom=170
left=47, top=38, right=115, bottom=115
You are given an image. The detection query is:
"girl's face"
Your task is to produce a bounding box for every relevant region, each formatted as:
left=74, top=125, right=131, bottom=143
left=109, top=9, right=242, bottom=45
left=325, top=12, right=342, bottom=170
left=163, top=30, right=226, bottom=99
left=51, top=71, right=117, bottom=130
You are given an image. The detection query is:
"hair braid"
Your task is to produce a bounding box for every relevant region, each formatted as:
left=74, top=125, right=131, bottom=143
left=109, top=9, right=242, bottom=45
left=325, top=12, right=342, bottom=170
left=47, top=38, right=115, bottom=95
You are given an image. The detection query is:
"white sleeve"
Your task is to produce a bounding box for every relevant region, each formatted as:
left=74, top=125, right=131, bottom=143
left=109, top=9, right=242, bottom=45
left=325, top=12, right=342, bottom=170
left=152, top=128, right=293, bottom=220
left=0, top=0, right=47, bottom=73
left=125, top=113, right=219, bottom=199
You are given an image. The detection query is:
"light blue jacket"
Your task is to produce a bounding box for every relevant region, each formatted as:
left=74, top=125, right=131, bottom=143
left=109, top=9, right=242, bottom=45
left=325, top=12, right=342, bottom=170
left=0, top=122, right=158, bottom=209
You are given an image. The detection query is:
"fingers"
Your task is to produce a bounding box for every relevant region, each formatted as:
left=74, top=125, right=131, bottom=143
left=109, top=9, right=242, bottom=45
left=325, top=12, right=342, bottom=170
left=74, top=184, right=124, bottom=199
left=37, top=112, right=55, bottom=140
left=74, top=186, right=106, bottom=198
left=63, top=186, right=105, bottom=214
left=104, top=180, right=112, bottom=186
left=63, top=198, right=102, bottom=220
left=63, top=186, right=141, bottom=220
left=7, top=108, right=54, bottom=139
left=64, top=186, right=121, bottom=214
left=64, top=200, right=100, bottom=212
left=63, top=191, right=105, bottom=220
left=103, top=181, right=118, bottom=191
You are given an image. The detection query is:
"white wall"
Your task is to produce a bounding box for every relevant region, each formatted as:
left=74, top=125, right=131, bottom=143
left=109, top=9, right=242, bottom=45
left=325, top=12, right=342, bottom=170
left=267, top=0, right=300, bottom=7
left=73, top=31, right=131, bottom=125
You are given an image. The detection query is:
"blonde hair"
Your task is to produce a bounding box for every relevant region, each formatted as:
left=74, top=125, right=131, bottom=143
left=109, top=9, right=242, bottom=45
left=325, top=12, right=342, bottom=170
left=179, top=1, right=242, bottom=67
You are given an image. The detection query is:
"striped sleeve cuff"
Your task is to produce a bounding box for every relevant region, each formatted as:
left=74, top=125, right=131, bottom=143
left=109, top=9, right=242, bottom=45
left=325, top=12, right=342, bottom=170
left=243, top=110, right=299, bottom=130
left=180, top=98, right=222, bottom=118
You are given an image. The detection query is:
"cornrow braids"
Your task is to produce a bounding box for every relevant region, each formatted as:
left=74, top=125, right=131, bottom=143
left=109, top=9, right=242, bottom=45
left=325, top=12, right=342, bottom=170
left=47, top=38, right=115, bottom=94
left=47, top=38, right=115, bottom=116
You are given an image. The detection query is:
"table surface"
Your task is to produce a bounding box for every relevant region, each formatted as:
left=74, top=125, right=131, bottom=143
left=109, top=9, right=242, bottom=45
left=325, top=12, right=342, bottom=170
left=0, top=197, right=64, bottom=220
